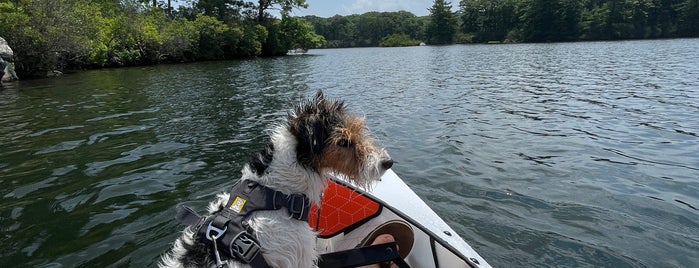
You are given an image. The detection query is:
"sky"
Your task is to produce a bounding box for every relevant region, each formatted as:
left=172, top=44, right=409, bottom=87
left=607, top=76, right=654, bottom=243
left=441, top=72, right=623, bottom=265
left=172, top=0, right=456, bottom=18
left=289, top=0, right=444, bottom=18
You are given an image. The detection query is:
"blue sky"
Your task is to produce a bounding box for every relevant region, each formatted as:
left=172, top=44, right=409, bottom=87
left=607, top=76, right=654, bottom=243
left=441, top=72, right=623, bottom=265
left=173, top=0, right=456, bottom=18
left=290, top=0, right=445, bottom=17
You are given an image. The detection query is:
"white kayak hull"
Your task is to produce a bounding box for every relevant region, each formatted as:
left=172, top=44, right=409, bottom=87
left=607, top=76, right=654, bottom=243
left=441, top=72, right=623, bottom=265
left=313, top=169, right=491, bottom=268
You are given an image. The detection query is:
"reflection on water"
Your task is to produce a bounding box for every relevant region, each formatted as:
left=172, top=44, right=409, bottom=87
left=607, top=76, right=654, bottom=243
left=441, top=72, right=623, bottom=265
left=1, top=39, right=698, bottom=267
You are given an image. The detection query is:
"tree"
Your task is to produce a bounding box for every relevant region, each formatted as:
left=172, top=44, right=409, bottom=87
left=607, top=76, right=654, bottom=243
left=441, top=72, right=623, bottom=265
left=279, top=15, right=326, bottom=50
left=459, top=0, right=480, bottom=34
left=379, top=33, right=420, bottom=47
left=195, top=0, right=245, bottom=23
left=303, top=11, right=427, bottom=48
left=427, top=0, right=456, bottom=44
left=557, top=0, right=582, bottom=41
left=678, top=0, right=699, bottom=36
left=459, top=0, right=518, bottom=42
left=519, top=0, right=562, bottom=42
left=256, top=0, right=308, bottom=22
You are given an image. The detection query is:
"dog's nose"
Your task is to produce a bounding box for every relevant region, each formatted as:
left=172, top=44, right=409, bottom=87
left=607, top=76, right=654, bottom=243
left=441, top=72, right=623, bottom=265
left=381, top=159, right=394, bottom=170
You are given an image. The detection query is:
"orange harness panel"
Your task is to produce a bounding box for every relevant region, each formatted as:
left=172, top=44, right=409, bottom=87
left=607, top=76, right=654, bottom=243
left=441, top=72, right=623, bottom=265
left=309, top=180, right=381, bottom=238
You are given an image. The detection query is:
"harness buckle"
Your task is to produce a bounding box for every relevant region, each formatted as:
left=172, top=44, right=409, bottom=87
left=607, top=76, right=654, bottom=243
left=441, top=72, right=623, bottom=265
left=206, top=221, right=228, bottom=241
left=229, top=232, right=261, bottom=263
left=288, top=195, right=307, bottom=220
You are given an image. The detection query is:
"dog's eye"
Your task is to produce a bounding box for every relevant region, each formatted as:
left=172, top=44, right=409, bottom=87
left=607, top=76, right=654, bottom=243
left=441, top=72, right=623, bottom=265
left=337, top=139, right=352, bottom=147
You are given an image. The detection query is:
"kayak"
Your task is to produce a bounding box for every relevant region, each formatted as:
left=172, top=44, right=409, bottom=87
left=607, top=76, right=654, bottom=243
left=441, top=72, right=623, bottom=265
left=310, top=169, right=491, bottom=268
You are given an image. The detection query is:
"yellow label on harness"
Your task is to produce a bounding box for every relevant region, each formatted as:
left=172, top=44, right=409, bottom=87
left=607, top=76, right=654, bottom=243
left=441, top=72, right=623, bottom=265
left=230, top=196, right=247, bottom=213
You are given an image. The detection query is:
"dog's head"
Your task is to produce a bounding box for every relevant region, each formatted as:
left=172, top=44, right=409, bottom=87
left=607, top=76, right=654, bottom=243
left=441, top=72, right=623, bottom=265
left=288, top=91, right=392, bottom=188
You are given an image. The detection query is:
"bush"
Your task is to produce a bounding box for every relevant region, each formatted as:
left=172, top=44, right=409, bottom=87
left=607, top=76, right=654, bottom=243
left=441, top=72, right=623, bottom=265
left=379, top=33, right=420, bottom=47
left=454, top=33, right=475, bottom=44
left=1, top=0, right=328, bottom=74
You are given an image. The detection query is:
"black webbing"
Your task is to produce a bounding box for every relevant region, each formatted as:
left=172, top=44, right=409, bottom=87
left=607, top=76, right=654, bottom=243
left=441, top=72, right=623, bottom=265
left=318, top=242, right=410, bottom=268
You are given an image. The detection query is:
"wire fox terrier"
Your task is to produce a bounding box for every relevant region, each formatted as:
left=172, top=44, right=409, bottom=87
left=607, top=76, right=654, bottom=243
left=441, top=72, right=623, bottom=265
left=160, top=91, right=393, bottom=268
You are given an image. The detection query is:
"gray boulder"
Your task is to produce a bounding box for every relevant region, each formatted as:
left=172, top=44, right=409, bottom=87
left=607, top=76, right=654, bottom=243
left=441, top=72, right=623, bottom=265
left=0, top=37, right=13, bottom=61
left=1, top=37, right=18, bottom=85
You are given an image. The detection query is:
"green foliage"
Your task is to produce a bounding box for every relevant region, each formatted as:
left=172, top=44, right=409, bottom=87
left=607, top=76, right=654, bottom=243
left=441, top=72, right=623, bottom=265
left=195, top=0, right=244, bottom=23
left=456, top=0, right=698, bottom=43
left=677, top=0, right=699, bottom=36
left=0, top=0, right=325, bottom=77
left=236, top=24, right=268, bottom=57
left=306, top=0, right=696, bottom=46
left=161, top=18, right=198, bottom=61
left=459, top=0, right=518, bottom=42
left=304, top=11, right=426, bottom=48
left=2, top=0, right=696, bottom=76
left=280, top=16, right=327, bottom=50
left=427, top=0, right=457, bottom=44
left=258, top=0, right=308, bottom=21
left=379, top=34, right=421, bottom=47
left=0, top=2, right=38, bottom=52
left=192, top=13, right=229, bottom=59
left=519, top=0, right=562, bottom=42
left=454, top=32, right=476, bottom=43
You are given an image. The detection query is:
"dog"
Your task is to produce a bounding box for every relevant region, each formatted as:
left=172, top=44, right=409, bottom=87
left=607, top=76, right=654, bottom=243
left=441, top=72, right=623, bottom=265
left=160, top=91, right=393, bottom=268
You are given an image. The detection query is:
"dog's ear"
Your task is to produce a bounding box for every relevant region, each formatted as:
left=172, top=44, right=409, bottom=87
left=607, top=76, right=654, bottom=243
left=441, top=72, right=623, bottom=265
left=292, top=115, right=328, bottom=168
left=289, top=91, right=344, bottom=169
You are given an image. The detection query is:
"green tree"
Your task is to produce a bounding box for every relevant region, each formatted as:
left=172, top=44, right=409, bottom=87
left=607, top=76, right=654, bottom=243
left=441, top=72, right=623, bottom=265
left=256, top=0, right=308, bottom=22
left=192, top=13, right=229, bottom=59
left=0, top=2, right=38, bottom=62
left=0, top=0, right=108, bottom=75
left=519, top=0, right=562, bottom=42
left=427, top=0, right=456, bottom=44
left=627, top=0, right=654, bottom=38
left=355, top=12, right=397, bottom=46
left=581, top=2, right=611, bottom=39
left=279, top=15, right=326, bottom=50
left=379, top=33, right=420, bottom=47
left=557, top=0, right=583, bottom=41
left=195, top=0, right=245, bottom=23
left=459, top=0, right=518, bottom=42
left=304, top=12, right=426, bottom=48
left=304, top=15, right=357, bottom=47
left=459, top=0, right=480, bottom=34
left=237, top=24, right=268, bottom=57
left=678, top=0, right=699, bottom=36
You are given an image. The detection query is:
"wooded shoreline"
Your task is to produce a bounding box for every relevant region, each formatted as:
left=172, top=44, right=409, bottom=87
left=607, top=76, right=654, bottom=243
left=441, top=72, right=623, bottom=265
left=1, top=0, right=696, bottom=81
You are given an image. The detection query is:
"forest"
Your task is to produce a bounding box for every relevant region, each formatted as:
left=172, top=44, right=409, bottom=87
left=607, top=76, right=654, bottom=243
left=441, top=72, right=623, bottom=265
left=0, top=0, right=325, bottom=78
left=306, top=0, right=699, bottom=47
left=1, top=0, right=697, bottom=79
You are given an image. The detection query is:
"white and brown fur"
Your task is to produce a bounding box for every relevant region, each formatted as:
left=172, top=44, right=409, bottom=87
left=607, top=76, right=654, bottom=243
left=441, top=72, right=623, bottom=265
left=160, top=91, right=393, bottom=267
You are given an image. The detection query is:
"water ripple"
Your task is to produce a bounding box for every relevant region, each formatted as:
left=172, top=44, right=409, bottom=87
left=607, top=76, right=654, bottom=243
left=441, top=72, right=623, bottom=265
left=1, top=39, right=698, bottom=268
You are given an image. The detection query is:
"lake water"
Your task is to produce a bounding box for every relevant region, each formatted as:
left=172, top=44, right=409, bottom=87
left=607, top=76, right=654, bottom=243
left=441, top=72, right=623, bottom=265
left=1, top=39, right=698, bottom=267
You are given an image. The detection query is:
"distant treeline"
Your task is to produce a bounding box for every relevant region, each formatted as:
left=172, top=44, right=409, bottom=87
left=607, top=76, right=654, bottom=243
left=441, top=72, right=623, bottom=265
left=1, top=0, right=696, bottom=78
left=305, top=0, right=699, bottom=47
left=304, top=11, right=429, bottom=47
left=0, top=0, right=324, bottom=78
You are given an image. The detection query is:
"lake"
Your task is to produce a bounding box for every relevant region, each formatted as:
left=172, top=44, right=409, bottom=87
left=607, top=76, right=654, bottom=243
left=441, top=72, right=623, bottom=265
left=1, top=39, right=698, bottom=267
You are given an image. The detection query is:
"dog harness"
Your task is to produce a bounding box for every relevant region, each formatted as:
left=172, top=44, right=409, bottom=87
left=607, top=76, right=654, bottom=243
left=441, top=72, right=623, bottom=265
left=176, top=180, right=310, bottom=268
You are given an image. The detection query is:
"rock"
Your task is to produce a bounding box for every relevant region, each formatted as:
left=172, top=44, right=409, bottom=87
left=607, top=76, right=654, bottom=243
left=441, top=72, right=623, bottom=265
left=1, top=37, right=18, bottom=85
left=46, top=70, right=63, bottom=77
left=1, top=58, right=7, bottom=83
left=0, top=60, right=5, bottom=86
left=0, top=37, right=13, bottom=61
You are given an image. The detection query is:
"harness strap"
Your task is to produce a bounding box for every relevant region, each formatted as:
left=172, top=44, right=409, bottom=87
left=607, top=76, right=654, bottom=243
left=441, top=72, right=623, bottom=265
left=176, top=180, right=311, bottom=268
left=176, top=206, right=202, bottom=226
left=222, top=180, right=310, bottom=221
left=318, top=242, right=410, bottom=268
